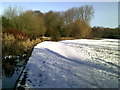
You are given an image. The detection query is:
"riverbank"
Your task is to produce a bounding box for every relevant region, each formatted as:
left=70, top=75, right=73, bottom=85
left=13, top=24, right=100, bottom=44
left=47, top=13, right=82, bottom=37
left=17, top=39, right=119, bottom=88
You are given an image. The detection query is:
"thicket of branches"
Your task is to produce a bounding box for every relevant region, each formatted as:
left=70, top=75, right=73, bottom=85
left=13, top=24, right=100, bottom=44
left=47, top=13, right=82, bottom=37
left=91, top=26, right=120, bottom=39
left=1, top=5, right=119, bottom=60
left=2, top=5, right=119, bottom=41
left=2, top=5, right=94, bottom=40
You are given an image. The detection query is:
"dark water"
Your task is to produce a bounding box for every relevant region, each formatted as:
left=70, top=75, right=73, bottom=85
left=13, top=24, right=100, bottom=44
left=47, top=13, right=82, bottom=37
left=2, top=59, right=27, bottom=89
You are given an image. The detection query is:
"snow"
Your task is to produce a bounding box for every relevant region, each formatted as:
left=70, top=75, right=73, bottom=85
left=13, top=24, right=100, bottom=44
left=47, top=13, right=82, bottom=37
left=17, top=39, right=119, bottom=88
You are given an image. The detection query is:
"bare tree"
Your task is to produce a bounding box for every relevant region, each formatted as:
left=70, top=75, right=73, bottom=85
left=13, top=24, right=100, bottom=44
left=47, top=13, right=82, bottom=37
left=63, top=5, right=94, bottom=25
left=3, top=6, right=24, bottom=30
left=3, top=6, right=23, bottom=20
left=3, top=6, right=46, bottom=38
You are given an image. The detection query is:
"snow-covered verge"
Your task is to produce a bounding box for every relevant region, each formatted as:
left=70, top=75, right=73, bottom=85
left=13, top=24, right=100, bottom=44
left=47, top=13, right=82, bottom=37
left=17, top=39, right=119, bottom=88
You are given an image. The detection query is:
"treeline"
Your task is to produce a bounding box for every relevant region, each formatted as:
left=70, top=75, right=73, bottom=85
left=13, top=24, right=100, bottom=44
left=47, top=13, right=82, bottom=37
left=1, top=5, right=119, bottom=41
left=91, top=26, right=120, bottom=39
left=1, top=5, right=119, bottom=60
left=2, top=5, right=94, bottom=41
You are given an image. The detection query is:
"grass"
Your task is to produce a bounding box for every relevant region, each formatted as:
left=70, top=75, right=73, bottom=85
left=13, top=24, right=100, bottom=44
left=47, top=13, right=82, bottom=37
left=2, top=33, right=42, bottom=61
left=2, top=34, right=84, bottom=62
left=61, top=37, right=77, bottom=40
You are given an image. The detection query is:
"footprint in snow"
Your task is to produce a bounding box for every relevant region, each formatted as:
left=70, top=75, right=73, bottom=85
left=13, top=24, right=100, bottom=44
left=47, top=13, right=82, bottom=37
left=40, top=81, right=42, bottom=83
left=39, top=74, right=42, bottom=77
left=27, top=79, right=32, bottom=83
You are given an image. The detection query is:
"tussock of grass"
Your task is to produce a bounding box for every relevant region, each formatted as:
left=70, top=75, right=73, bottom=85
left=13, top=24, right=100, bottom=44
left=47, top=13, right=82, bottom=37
left=2, top=34, right=78, bottom=61
left=61, top=37, right=77, bottom=40
left=21, top=38, right=41, bottom=49
left=2, top=33, right=41, bottom=61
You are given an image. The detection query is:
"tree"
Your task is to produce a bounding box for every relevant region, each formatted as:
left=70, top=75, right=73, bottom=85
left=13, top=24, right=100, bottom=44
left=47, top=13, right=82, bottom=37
left=63, top=5, right=94, bottom=25
left=3, top=6, right=24, bottom=30
left=69, top=19, right=91, bottom=38
left=62, top=5, right=94, bottom=38
left=3, top=6, right=46, bottom=38
left=2, top=16, right=11, bottom=29
left=62, top=8, right=74, bottom=25
left=19, top=10, right=46, bottom=38
left=34, top=11, right=44, bottom=17
left=77, top=5, right=94, bottom=24
left=51, top=30, right=61, bottom=41
left=3, top=5, right=94, bottom=39
left=3, top=6, right=23, bottom=20
left=0, top=16, right=2, bottom=38
left=44, top=11, right=64, bottom=37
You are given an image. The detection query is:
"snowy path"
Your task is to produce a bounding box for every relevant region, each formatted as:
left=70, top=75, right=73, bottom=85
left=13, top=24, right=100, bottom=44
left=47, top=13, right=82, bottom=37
left=17, top=39, right=119, bottom=88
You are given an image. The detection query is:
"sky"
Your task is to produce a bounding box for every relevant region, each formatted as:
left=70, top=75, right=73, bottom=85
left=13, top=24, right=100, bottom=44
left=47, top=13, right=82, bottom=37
left=1, top=2, right=118, bottom=28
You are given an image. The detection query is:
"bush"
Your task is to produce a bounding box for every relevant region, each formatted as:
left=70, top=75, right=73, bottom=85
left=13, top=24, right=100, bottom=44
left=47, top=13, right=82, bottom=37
left=69, top=19, right=91, bottom=38
left=2, top=33, right=41, bottom=60
left=4, top=28, right=28, bottom=41
left=19, top=11, right=46, bottom=38
left=50, top=30, right=61, bottom=41
left=21, top=38, right=41, bottom=49
left=2, top=33, right=25, bottom=57
left=2, top=33, right=16, bottom=46
left=91, top=27, right=120, bottom=39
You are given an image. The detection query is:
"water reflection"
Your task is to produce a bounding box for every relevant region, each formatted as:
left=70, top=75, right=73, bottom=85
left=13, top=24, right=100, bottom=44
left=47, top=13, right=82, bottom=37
left=3, top=62, right=15, bottom=77
left=2, top=58, right=27, bottom=89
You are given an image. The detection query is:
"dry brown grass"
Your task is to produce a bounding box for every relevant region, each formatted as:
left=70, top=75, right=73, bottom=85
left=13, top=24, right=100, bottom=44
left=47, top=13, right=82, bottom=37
left=2, top=35, right=78, bottom=59
left=60, top=37, right=77, bottom=40
left=41, top=37, right=77, bottom=41
left=21, top=38, right=41, bottom=49
left=2, top=33, right=41, bottom=58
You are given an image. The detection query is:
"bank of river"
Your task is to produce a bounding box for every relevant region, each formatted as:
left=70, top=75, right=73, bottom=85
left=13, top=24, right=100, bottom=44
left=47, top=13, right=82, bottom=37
left=17, top=39, right=119, bottom=88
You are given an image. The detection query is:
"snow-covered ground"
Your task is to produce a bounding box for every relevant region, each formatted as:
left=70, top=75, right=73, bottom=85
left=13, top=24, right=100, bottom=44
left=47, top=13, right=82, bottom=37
left=17, top=39, right=119, bottom=88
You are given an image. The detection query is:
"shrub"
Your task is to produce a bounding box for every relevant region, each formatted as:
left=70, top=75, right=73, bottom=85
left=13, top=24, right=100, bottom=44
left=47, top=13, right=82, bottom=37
left=2, top=33, right=16, bottom=46
left=50, top=30, right=61, bottom=41
left=68, top=19, right=91, bottom=38
left=2, top=33, right=41, bottom=60
left=2, top=33, right=24, bottom=57
left=4, top=28, right=29, bottom=41
left=21, top=38, right=41, bottom=49
left=91, top=27, right=120, bottom=39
